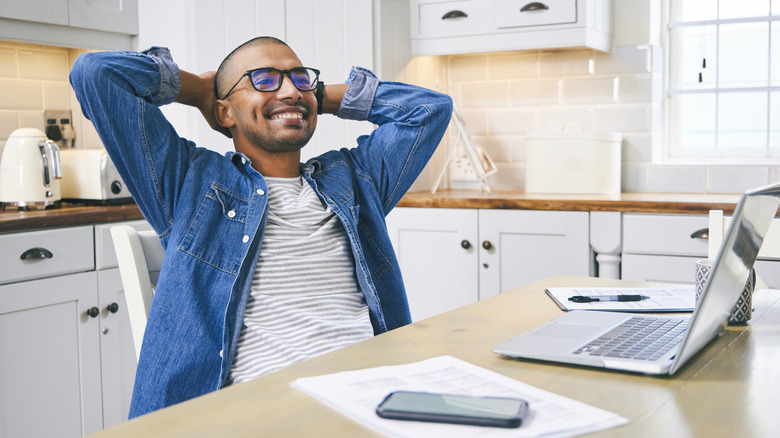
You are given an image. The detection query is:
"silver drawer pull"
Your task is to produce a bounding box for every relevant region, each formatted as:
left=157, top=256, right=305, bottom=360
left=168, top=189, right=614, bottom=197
left=521, top=2, right=550, bottom=12
left=20, top=247, right=54, bottom=260
left=442, top=10, right=468, bottom=20
left=690, top=228, right=709, bottom=240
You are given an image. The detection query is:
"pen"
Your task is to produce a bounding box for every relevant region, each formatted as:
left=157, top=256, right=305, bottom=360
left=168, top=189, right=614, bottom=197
left=568, top=295, right=650, bottom=303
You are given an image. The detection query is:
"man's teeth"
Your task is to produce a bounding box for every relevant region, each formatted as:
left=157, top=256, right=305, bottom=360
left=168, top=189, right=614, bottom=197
left=272, top=113, right=303, bottom=120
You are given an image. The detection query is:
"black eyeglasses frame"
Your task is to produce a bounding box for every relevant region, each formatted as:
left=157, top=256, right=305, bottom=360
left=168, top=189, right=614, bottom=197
left=221, top=67, right=320, bottom=100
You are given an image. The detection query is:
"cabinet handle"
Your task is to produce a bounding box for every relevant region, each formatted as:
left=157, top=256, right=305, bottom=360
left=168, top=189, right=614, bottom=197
left=521, top=2, right=550, bottom=12
left=86, top=307, right=99, bottom=318
left=106, top=302, right=119, bottom=314
left=482, top=240, right=493, bottom=250
left=20, top=247, right=53, bottom=260
left=690, top=228, right=709, bottom=240
left=442, top=10, right=468, bottom=20
left=461, top=240, right=472, bottom=249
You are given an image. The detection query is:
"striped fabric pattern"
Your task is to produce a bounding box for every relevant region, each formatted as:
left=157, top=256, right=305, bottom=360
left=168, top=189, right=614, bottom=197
left=228, top=176, right=373, bottom=383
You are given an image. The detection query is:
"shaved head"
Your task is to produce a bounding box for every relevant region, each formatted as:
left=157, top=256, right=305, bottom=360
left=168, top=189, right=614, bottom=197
left=215, top=36, right=289, bottom=100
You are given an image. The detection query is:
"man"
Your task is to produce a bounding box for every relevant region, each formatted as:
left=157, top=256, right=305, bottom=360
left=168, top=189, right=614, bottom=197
left=70, top=37, right=452, bottom=418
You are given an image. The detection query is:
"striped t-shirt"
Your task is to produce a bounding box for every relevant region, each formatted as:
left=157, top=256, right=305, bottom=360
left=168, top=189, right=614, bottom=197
left=228, top=176, right=373, bottom=383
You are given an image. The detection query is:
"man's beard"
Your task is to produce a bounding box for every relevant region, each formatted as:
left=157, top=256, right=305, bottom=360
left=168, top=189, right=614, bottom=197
left=240, top=101, right=316, bottom=154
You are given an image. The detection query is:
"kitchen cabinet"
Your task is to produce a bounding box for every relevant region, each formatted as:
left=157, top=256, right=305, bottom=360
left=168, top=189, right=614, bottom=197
left=621, top=213, right=710, bottom=284
left=410, top=0, right=613, bottom=56
left=0, top=219, right=150, bottom=437
left=386, top=207, right=590, bottom=321
left=0, top=0, right=137, bottom=50
left=0, top=0, right=137, bottom=34
left=620, top=213, right=780, bottom=288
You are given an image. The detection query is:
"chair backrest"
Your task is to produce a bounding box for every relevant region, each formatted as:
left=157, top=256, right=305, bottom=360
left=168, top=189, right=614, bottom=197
left=708, top=210, right=780, bottom=261
left=110, top=225, right=164, bottom=362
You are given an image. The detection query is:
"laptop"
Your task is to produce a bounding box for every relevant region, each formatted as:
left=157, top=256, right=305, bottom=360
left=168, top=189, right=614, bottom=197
left=493, top=183, right=780, bottom=375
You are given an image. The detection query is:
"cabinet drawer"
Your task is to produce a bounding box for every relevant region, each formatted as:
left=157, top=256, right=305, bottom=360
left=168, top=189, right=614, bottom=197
left=416, top=0, right=492, bottom=37
left=95, top=220, right=153, bottom=270
left=622, top=214, right=709, bottom=257
left=494, top=0, right=577, bottom=29
left=0, top=226, right=94, bottom=285
left=621, top=254, right=699, bottom=285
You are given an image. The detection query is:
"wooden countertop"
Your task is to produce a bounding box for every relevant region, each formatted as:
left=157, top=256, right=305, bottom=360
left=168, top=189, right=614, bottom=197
left=0, top=190, right=767, bottom=234
left=397, top=190, right=748, bottom=214
left=0, top=202, right=144, bottom=233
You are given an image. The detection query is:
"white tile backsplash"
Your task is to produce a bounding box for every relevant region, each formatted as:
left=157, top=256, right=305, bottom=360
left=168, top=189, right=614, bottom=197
left=0, top=112, right=18, bottom=138
left=561, top=77, right=616, bottom=105
left=647, top=165, right=707, bottom=193
left=708, top=166, right=770, bottom=193
left=0, top=47, right=17, bottom=77
left=488, top=109, right=537, bottom=136
left=0, top=79, right=43, bottom=110
left=538, top=107, right=594, bottom=131
left=437, top=44, right=770, bottom=193
left=18, top=49, right=69, bottom=81
left=0, top=41, right=82, bottom=144
left=509, top=79, right=560, bottom=106
left=43, top=82, right=71, bottom=109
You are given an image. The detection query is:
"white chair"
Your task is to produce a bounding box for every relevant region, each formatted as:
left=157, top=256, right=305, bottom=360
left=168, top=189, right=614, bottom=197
left=708, top=209, right=780, bottom=289
left=111, top=225, right=164, bottom=362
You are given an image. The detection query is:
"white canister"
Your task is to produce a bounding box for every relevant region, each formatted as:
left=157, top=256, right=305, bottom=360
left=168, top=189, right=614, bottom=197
left=525, top=131, right=622, bottom=194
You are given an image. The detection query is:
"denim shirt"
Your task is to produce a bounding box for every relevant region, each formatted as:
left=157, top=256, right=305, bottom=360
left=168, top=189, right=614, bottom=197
left=69, top=47, right=452, bottom=418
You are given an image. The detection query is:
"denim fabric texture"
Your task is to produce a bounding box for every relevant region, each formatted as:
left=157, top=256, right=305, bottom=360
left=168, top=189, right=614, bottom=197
left=69, top=47, right=452, bottom=418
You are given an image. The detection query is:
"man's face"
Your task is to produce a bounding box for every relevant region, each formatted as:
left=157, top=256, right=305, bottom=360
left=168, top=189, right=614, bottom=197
left=224, top=44, right=317, bottom=154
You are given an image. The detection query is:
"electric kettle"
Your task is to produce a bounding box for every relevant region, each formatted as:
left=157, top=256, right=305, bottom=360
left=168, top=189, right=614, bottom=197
left=0, top=128, right=63, bottom=210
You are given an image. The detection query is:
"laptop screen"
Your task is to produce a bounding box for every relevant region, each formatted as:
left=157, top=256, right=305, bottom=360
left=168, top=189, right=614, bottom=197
left=671, top=183, right=780, bottom=374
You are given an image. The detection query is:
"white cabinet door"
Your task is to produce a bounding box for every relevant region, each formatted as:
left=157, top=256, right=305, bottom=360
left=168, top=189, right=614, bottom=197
left=97, top=268, right=137, bottom=429
left=387, top=208, right=478, bottom=321
left=68, top=0, right=138, bottom=35
left=0, top=0, right=68, bottom=25
left=478, top=210, right=591, bottom=299
left=0, top=272, right=103, bottom=438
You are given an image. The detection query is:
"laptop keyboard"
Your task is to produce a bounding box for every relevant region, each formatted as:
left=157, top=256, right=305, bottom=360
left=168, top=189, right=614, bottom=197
left=572, top=316, right=689, bottom=361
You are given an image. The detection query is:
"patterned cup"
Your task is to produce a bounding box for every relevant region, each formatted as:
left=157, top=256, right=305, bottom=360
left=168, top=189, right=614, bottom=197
left=695, top=259, right=755, bottom=325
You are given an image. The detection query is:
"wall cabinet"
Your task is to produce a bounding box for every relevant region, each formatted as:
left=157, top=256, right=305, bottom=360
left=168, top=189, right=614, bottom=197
left=0, top=0, right=137, bottom=50
left=386, top=207, right=590, bottom=321
left=0, top=0, right=137, bottom=34
left=410, top=0, right=613, bottom=56
left=0, top=219, right=150, bottom=437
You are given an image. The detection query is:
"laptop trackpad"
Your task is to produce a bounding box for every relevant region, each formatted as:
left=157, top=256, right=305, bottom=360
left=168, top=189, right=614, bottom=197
left=533, top=322, right=605, bottom=339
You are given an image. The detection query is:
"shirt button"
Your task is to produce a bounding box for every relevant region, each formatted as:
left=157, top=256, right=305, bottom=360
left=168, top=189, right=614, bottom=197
left=241, top=157, right=246, bottom=164
left=256, top=188, right=264, bottom=195
left=227, top=209, right=236, bottom=218
left=219, top=349, right=224, bottom=358
left=242, top=235, right=249, bottom=243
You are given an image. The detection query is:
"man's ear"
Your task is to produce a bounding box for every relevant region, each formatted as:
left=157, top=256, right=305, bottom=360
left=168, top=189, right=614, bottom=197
left=214, top=100, right=236, bottom=129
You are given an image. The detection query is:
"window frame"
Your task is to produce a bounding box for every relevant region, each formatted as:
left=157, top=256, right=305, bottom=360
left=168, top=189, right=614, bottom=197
left=662, top=0, right=780, bottom=164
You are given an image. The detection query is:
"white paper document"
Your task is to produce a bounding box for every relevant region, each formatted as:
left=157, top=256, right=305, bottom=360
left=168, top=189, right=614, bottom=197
left=546, top=286, right=696, bottom=312
left=291, top=355, right=627, bottom=438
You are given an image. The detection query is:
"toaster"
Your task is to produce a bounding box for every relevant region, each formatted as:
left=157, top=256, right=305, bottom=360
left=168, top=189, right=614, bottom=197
left=59, top=149, right=134, bottom=205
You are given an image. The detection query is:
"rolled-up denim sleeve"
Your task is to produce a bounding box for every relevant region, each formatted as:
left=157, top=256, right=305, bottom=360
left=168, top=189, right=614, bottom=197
left=142, top=47, right=181, bottom=106
left=336, top=67, right=379, bottom=121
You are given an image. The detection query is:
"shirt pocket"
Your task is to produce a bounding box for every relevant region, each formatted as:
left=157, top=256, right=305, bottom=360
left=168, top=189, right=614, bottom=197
left=179, top=183, right=249, bottom=275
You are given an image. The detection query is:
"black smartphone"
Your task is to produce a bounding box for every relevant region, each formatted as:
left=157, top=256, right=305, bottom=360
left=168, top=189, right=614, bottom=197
left=375, top=391, right=529, bottom=428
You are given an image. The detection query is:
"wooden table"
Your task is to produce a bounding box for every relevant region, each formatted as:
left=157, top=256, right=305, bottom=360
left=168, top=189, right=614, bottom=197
left=88, top=276, right=780, bottom=437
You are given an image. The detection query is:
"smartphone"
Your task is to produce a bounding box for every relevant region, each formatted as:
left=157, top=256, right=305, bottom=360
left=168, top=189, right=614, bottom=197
left=375, top=391, right=529, bottom=428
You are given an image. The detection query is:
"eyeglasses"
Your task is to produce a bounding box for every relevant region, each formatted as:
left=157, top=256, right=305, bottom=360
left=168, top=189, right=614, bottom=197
left=221, top=67, right=320, bottom=100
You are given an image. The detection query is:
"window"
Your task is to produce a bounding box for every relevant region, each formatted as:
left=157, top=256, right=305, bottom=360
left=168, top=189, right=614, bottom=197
left=666, top=0, right=780, bottom=162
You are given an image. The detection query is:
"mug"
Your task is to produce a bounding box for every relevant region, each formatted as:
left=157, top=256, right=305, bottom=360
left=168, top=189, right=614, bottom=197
left=695, top=259, right=755, bottom=325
